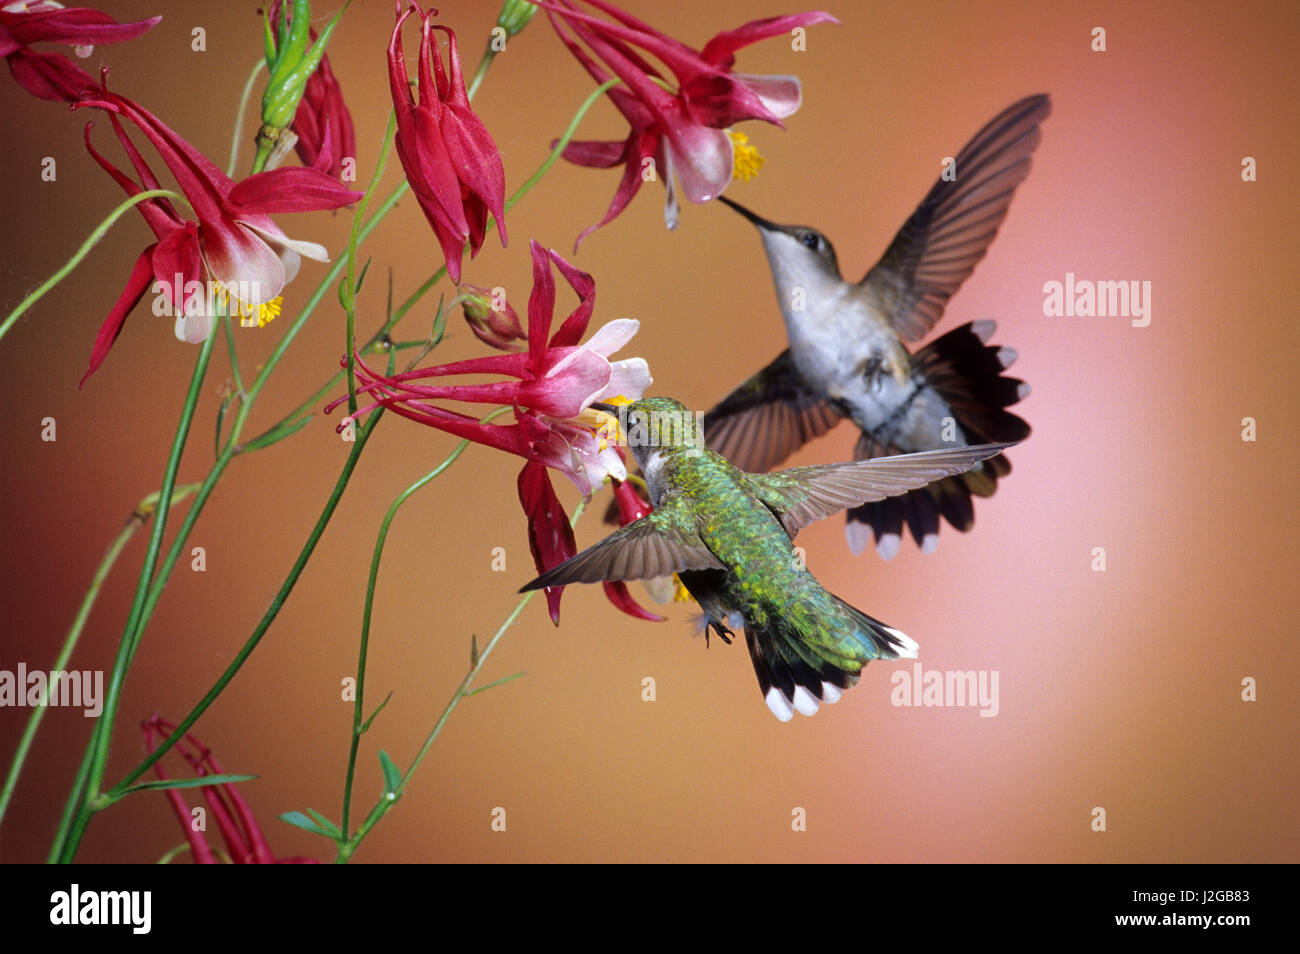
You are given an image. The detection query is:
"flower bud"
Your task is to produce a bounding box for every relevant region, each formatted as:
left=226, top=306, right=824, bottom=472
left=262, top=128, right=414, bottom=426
left=496, top=0, right=539, bottom=38
left=461, top=284, right=525, bottom=351
left=257, top=0, right=346, bottom=170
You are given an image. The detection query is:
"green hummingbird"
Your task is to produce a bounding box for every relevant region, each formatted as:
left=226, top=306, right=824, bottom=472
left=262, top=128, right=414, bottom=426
left=521, top=398, right=1016, bottom=721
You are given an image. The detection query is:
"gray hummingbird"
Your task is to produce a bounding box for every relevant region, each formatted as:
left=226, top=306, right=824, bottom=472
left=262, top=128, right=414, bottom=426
left=522, top=398, right=1016, bottom=721
left=704, top=94, right=1049, bottom=559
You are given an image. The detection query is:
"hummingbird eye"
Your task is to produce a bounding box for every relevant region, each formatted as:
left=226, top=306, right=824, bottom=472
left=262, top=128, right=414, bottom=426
left=800, top=231, right=820, bottom=251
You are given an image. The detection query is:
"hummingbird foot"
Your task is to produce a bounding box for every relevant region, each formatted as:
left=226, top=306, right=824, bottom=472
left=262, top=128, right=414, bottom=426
left=704, top=619, right=734, bottom=648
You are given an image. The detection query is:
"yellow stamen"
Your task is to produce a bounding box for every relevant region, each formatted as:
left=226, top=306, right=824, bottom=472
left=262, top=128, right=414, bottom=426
left=580, top=393, right=633, bottom=448
left=728, top=131, right=764, bottom=182
left=217, top=284, right=284, bottom=328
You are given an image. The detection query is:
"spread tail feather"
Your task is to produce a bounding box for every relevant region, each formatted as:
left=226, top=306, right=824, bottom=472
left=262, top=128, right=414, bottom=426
left=744, top=597, right=916, bottom=721
left=847, top=320, right=1029, bottom=558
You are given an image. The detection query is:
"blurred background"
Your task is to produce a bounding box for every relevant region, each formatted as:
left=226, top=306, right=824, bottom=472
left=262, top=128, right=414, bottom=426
left=1, top=0, right=1296, bottom=863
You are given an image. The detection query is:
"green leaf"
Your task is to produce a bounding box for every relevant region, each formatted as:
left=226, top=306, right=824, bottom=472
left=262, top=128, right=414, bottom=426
left=353, top=256, right=373, bottom=298
left=465, top=671, right=526, bottom=697
left=360, top=690, right=393, bottom=734
left=305, top=807, right=343, bottom=839
left=119, top=773, right=256, bottom=795
left=279, top=810, right=338, bottom=839
left=378, top=750, right=401, bottom=795
left=240, top=413, right=313, bottom=452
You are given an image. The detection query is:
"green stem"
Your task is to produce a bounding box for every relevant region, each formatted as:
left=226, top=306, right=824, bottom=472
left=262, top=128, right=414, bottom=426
left=504, top=79, right=618, bottom=215
left=52, top=330, right=217, bottom=863
left=112, top=406, right=388, bottom=796
left=0, top=485, right=198, bottom=831
left=0, top=190, right=180, bottom=346
left=222, top=311, right=247, bottom=400
left=468, top=46, right=496, bottom=100
left=336, top=500, right=587, bottom=863
left=345, top=110, right=399, bottom=416
left=340, top=405, right=510, bottom=836
left=228, top=60, right=266, bottom=177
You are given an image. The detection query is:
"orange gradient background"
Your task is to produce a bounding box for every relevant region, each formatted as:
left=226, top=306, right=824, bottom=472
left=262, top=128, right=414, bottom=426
left=1, top=0, right=1296, bottom=863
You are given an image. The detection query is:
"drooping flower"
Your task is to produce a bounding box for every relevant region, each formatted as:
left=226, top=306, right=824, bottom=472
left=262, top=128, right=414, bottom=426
left=142, top=715, right=316, bottom=864
left=327, top=240, right=651, bottom=622
left=539, top=0, right=837, bottom=246
left=388, top=1, right=507, bottom=284
left=0, top=1, right=159, bottom=101
left=74, top=78, right=362, bottom=383
left=291, top=44, right=354, bottom=178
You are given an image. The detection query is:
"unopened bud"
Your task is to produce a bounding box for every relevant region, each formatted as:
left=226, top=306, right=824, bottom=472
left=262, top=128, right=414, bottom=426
left=258, top=0, right=345, bottom=155
left=496, top=0, right=539, bottom=38
left=462, top=284, right=524, bottom=351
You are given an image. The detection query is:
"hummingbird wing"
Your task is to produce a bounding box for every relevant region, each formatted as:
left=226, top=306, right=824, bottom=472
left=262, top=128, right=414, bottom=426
left=859, top=93, right=1051, bottom=342
left=748, top=442, right=1016, bottom=538
left=702, top=350, right=844, bottom=473
left=519, top=501, right=723, bottom=591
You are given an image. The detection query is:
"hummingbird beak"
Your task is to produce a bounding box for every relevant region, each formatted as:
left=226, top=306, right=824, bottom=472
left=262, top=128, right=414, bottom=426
left=717, top=196, right=779, bottom=232
left=588, top=402, right=620, bottom=415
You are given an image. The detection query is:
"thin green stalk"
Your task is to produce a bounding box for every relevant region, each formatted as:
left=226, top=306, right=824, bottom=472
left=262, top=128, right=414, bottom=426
left=0, top=190, right=179, bottom=346
left=345, top=110, right=399, bottom=416
left=52, top=330, right=218, bottom=862
left=0, top=485, right=198, bottom=830
left=340, top=405, right=510, bottom=836
left=336, top=500, right=587, bottom=863
left=227, top=60, right=266, bottom=177
left=468, top=46, right=496, bottom=100
left=239, top=339, right=425, bottom=450
left=504, top=78, right=618, bottom=215
left=111, top=405, right=388, bottom=796
left=221, top=312, right=247, bottom=400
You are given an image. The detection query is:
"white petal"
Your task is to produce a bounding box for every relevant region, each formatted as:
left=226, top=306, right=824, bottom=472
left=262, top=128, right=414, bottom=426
left=597, top=357, right=652, bottom=402
left=580, top=317, right=640, bottom=358
left=240, top=221, right=330, bottom=264
left=174, top=310, right=214, bottom=344
left=734, top=73, right=803, bottom=120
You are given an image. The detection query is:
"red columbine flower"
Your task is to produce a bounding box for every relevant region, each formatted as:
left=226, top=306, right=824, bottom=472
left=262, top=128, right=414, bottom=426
left=539, top=0, right=836, bottom=245
left=388, top=1, right=507, bottom=284
left=268, top=0, right=355, bottom=180
left=74, top=78, right=362, bottom=384
left=142, top=715, right=315, bottom=864
left=0, top=1, right=159, bottom=101
left=327, top=240, right=650, bottom=622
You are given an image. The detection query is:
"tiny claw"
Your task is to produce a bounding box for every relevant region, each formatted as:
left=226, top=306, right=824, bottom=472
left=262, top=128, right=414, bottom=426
left=704, top=619, right=733, bottom=648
